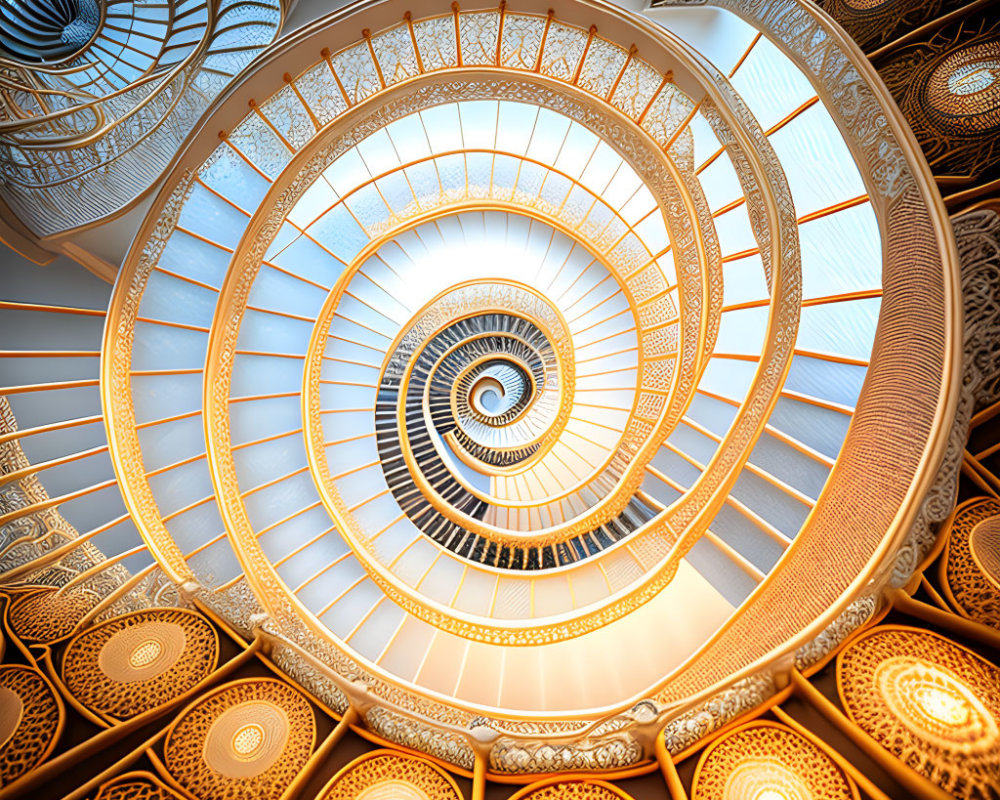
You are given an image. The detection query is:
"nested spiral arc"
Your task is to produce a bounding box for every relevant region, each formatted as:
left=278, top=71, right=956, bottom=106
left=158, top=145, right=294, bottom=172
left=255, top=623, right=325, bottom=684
left=375, top=305, right=659, bottom=569
left=0, top=0, right=99, bottom=63
left=376, top=313, right=550, bottom=561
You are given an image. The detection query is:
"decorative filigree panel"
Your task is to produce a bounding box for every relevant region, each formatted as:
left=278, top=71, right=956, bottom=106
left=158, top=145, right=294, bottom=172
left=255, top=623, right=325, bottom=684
left=163, top=679, right=315, bottom=800
left=837, top=626, right=1000, bottom=800
left=661, top=673, right=775, bottom=755
left=62, top=608, right=219, bottom=720
left=954, top=208, right=1000, bottom=408
left=7, top=587, right=99, bottom=644
left=691, top=721, right=858, bottom=800
left=364, top=707, right=475, bottom=771
left=0, top=398, right=126, bottom=592
left=490, top=733, right=643, bottom=774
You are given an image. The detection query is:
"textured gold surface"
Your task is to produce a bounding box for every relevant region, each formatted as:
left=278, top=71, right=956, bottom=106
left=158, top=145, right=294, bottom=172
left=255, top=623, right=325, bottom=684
left=944, top=498, right=1000, bottom=627
left=508, top=778, right=636, bottom=799
left=970, top=519, right=1000, bottom=587
left=837, top=626, right=1000, bottom=799
left=7, top=587, right=99, bottom=644
left=0, top=665, right=62, bottom=786
left=62, top=609, right=219, bottom=720
left=691, top=721, right=858, bottom=800
left=90, top=772, right=184, bottom=800
left=163, top=679, right=315, bottom=800
left=318, top=750, right=462, bottom=800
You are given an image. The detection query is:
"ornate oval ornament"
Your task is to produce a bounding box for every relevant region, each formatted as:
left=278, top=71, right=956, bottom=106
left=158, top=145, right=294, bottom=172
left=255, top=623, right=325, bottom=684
left=164, top=679, right=315, bottom=800
left=62, top=609, right=219, bottom=720
left=0, top=665, right=63, bottom=785
left=692, top=721, right=857, bottom=800
left=942, top=497, right=1000, bottom=627
left=837, top=626, right=1000, bottom=799
left=318, top=751, right=462, bottom=800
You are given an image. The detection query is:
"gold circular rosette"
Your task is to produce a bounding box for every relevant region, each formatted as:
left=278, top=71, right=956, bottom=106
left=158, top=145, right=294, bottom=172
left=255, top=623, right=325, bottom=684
left=61, top=608, right=219, bottom=721
left=318, top=750, right=462, bottom=800
left=163, top=679, right=315, bottom=800
left=942, top=497, right=1000, bottom=627
left=691, top=721, right=858, bottom=800
left=102, top=0, right=958, bottom=764
left=837, top=626, right=1000, bottom=799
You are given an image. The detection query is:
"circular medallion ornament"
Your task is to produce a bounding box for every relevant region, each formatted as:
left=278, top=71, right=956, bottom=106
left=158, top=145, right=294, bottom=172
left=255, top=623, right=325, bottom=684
left=61, top=609, right=219, bottom=720
left=163, top=679, right=315, bottom=800
left=0, top=665, right=63, bottom=785
left=204, top=704, right=288, bottom=774
left=318, top=751, right=462, bottom=800
left=837, top=626, right=1000, bottom=799
left=873, top=656, right=997, bottom=747
left=7, top=587, right=97, bottom=644
left=970, top=517, right=1000, bottom=588
left=691, top=721, right=857, bottom=800
left=840, top=0, right=895, bottom=8
left=942, top=498, right=1000, bottom=628
left=926, top=41, right=1000, bottom=134
left=879, top=20, right=1000, bottom=178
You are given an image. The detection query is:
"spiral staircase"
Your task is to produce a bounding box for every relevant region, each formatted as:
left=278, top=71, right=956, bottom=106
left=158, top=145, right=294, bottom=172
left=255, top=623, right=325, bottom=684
left=1, top=0, right=999, bottom=798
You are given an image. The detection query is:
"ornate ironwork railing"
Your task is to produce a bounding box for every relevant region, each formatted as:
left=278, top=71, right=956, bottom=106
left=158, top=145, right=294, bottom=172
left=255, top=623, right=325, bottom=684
left=0, top=0, right=289, bottom=238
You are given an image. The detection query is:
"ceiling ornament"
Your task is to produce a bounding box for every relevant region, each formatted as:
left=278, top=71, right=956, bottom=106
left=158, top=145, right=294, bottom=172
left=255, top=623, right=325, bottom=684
left=101, top=0, right=958, bottom=770
left=61, top=607, right=219, bottom=721
left=6, top=585, right=99, bottom=644
left=942, top=497, right=1000, bottom=628
left=836, top=625, right=1000, bottom=799
left=162, top=678, right=316, bottom=800
left=691, top=721, right=858, bottom=800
